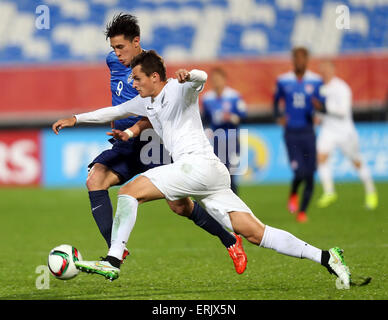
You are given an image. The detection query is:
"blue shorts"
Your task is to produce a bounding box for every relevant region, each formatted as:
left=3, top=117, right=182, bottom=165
left=284, top=128, right=316, bottom=176
left=88, top=137, right=163, bottom=185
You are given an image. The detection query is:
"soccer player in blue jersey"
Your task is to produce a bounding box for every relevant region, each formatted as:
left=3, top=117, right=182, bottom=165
left=202, top=67, right=247, bottom=194
left=273, top=47, right=323, bottom=223
left=53, top=13, right=246, bottom=273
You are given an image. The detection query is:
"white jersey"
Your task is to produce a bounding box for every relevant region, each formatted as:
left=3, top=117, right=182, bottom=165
left=319, top=76, right=355, bottom=134
left=75, top=70, right=218, bottom=162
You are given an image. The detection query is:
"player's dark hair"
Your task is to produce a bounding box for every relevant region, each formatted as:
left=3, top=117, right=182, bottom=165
left=131, top=50, right=167, bottom=82
left=105, top=13, right=140, bottom=41
left=292, top=46, right=309, bottom=57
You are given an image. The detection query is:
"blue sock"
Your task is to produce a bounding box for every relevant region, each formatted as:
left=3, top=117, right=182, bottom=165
left=189, top=201, right=236, bottom=248
left=88, top=190, right=113, bottom=248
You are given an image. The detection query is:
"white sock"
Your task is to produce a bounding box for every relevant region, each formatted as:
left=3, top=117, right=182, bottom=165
left=108, top=195, right=138, bottom=260
left=357, top=162, right=375, bottom=194
left=318, top=161, right=335, bottom=194
left=260, top=225, right=322, bottom=264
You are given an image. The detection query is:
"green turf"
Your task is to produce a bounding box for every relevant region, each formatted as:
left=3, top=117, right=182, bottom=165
left=0, top=183, right=387, bottom=300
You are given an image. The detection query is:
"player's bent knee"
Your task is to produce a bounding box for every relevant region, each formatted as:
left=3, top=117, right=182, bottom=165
left=167, top=199, right=192, bottom=217
left=86, top=164, right=120, bottom=190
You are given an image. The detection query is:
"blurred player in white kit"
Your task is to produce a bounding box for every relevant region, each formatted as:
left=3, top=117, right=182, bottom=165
left=312, top=60, right=378, bottom=210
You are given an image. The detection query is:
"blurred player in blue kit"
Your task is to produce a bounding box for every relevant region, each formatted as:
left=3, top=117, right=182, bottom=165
left=273, top=47, right=323, bottom=223
left=202, top=67, right=247, bottom=195
left=53, top=13, right=247, bottom=273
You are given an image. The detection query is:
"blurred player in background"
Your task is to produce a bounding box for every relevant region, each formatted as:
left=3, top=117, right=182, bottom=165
left=53, top=13, right=245, bottom=273
left=201, top=67, right=247, bottom=194
left=312, top=60, right=378, bottom=210
left=273, top=47, right=323, bottom=223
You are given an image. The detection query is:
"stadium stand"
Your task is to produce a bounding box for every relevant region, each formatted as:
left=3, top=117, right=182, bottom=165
left=0, top=0, right=387, bottom=63
left=0, top=0, right=387, bottom=124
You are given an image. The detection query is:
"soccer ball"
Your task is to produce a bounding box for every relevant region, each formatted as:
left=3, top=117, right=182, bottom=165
left=47, top=244, right=82, bottom=280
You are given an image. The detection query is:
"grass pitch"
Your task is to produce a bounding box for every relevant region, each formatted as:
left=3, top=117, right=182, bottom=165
left=0, top=183, right=387, bottom=300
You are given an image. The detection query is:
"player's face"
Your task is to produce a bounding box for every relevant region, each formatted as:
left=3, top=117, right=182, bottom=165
left=132, top=65, right=157, bottom=98
left=319, top=61, right=335, bottom=83
left=292, top=50, right=308, bottom=74
left=211, top=72, right=226, bottom=92
left=110, top=35, right=140, bottom=66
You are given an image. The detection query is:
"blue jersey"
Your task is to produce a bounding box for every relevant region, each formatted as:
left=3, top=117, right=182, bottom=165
left=202, top=87, right=247, bottom=132
left=106, top=51, right=142, bottom=131
left=273, top=70, right=323, bottom=130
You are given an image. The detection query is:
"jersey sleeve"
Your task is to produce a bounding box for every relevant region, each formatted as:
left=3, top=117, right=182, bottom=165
left=273, top=79, right=284, bottom=118
left=75, top=94, right=147, bottom=124
left=233, top=96, right=247, bottom=119
left=186, top=69, right=208, bottom=92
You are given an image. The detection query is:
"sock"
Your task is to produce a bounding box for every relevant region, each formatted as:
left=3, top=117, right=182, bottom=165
left=300, top=174, right=314, bottom=213
left=291, top=176, right=303, bottom=195
left=318, top=161, right=334, bottom=194
left=104, top=255, right=121, bottom=269
left=108, top=195, right=138, bottom=260
left=260, top=225, right=322, bottom=264
left=357, top=162, right=375, bottom=194
left=88, top=190, right=113, bottom=248
left=189, top=201, right=236, bottom=248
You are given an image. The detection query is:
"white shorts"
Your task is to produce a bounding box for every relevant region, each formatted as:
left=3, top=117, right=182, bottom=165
left=141, top=154, right=253, bottom=230
left=317, top=128, right=361, bottom=162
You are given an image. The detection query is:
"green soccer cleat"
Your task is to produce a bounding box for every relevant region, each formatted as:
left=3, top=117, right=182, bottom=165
left=317, top=193, right=338, bottom=208
left=75, top=260, right=120, bottom=281
left=365, top=192, right=378, bottom=210
left=327, top=247, right=351, bottom=289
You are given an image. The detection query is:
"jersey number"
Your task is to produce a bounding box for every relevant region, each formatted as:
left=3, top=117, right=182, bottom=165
left=116, top=81, right=123, bottom=96
left=293, top=92, right=305, bottom=108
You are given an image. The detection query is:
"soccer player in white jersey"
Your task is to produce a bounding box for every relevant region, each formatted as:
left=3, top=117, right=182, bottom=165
left=312, top=60, right=378, bottom=210
left=53, top=51, right=352, bottom=289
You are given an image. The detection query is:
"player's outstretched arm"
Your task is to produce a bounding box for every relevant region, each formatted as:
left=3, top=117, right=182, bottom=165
left=175, top=69, right=207, bottom=85
left=52, top=116, right=77, bottom=134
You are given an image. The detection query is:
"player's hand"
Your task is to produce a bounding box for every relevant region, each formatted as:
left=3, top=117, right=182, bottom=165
left=107, top=129, right=131, bottom=141
left=311, top=97, right=323, bottom=110
left=52, top=116, right=77, bottom=135
left=223, top=112, right=240, bottom=125
left=175, top=69, right=190, bottom=83
left=276, top=116, right=287, bottom=127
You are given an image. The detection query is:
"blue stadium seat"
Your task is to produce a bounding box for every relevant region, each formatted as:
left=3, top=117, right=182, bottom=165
left=0, top=0, right=387, bottom=63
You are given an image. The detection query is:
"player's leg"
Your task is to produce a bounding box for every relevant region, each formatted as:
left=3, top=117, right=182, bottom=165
left=75, top=174, right=164, bottom=280
left=295, top=132, right=316, bottom=222
left=198, top=190, right=351, bottom=288
left=341, top=134, right=377, bottom=209
left=229, top=210, right=350, bottom=288
left=284, top=132, right=303, bottom=213
left=167, top=198, right=237, bottom=248
left=86, top=141, right=141, bottom=258
left=317, top=132, right=337, bottom=208
left=86, top=163, right=120, bottom=248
